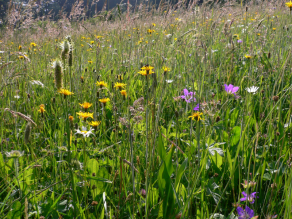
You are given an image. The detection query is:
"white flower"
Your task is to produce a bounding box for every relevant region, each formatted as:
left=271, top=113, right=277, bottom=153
left=166, top=80, right=173, bottom=84
left=75, top=127, right=95, bottom=138
left=211, top=49, right=218, bottom=53
left=14, top=95, right=20, bottom=99
left=30, top=80, right=44, bottom=87
left=245, top=86, right=259, bottom=94
left=5, top=150, right=24, bottom=158
left=165, top=34, right=172, bottom=38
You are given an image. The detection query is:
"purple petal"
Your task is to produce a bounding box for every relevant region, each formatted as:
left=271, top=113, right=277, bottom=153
left=183, top=89, right=189, bottom=96
left=236, top=207, right=245, bottom=217
left=181, top=95, right=186, bottom=99
left=224, top=84, right=228, bottom=92
left=227, top=84, right=234, bottom=92
left=193, top=104, right=200, bottom=111
left=245, top=206, right=254, bottom=218
left=251, top=192, right=257, bottom=198
left=242, top=192, right=247, bottom=197
left=232, top=86, right=239, bottom=93
left=188, top=91, right=193, bottom=96
left=240, top=197, right=247, bottom=202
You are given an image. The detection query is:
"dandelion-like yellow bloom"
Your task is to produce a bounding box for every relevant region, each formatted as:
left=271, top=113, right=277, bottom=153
left=99, top=98, right=110, bottom=104
left=76, top=112, right=94, bottom=120
left=286, top=1, right=292, bottom=8
left=69, top=115, right=74, bottom=122
left=233, top=34, right=239, bottom=39
left=152, top=23, right=156, bottom=27
left=120, top=90, right=127, bottom=97
left=81, top=37, right=86, bottom=40
left=188, top=112, right=203, bottom=121
left=30, top=42, right=37, bottom=47
left=273, top=28, right=276, bottom=31
left=141, top=65, right=154, bottom=72
left=19, top=45, right=22, bottom=51
left=89, top=121, right=101, bottom=128
left=163, top=66, right=171, bottom=72
left=88, top=60, right=93, bottom=64
left=96, top=81, right=108, bottom=88
left=58, top=89, right=74, bottom=96
left=79, top=102, right=92, bottom=109
left=90, top=41, right=95, bottom=44
left=19, top=56, right=24, bottom=59
left=38, top=106, right=45, bottom=113
left=245, top=55, right=252, bottom=59
left=114, top=82, right=127, bottom=90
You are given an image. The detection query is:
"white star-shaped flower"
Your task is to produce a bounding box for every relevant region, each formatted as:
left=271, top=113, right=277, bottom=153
left=75, top=127, right=95, bottom=138
left=245, top=86, right=259, bottom=94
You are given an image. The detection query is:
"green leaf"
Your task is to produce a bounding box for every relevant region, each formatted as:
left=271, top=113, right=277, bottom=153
left=7, top=201, right=23, bottom=219
left=175, top=158, right=188, bottom=188
left=230, top=126, right=241, bottom=148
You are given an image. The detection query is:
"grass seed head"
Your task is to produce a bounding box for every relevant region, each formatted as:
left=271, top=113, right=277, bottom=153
left=52, top=60, right=63, bottom=90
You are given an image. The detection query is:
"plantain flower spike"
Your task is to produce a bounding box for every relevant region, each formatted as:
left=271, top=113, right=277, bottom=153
left=52, top=60, right=63, bottom=90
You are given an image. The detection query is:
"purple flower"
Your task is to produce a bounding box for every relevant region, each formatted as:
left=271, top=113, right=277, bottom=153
left=224, top=84, right=239, bottom=96
left=237, top=39, right=243, bottom=43
left=237, top=206, right=255, bottom=219
left=181, top=89, right=196, bottom=103
left=240, top=192, right=258, bottom=204
left=193, top=103, right=200, bottom=111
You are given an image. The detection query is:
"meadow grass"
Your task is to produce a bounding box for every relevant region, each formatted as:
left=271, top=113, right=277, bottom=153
left=0, top=1, right=292, bottom=218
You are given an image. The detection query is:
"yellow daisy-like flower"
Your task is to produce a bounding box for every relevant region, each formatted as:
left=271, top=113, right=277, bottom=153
left=76, top=112, right=94, bottom=120
left=38, top=106, right=45, bottom=113
left=88, top=60, right=93, bottom=64
left=89, top=121, right=101, bottom=128
left=114, top=82, right=126, bottom=90
left=19, top=56, right=24, bottom=59
left=120, top=90, right=127, bottom=97
left=79, top=102, right=92, bottom=110
left=99, top=98, right=110, bottom=104
left=90, top=41, right=95, bottom=44
left=245, top=55, right=252, bottom=59
left=58, top=89, right=74, bottom=96
left=163, top=66, right=171, bottom=72
left=30, top=42, right=37, bottom=47
left=286, top=1, right=292, bottom=8
left=188, top=112, right=203, bottom=121
left=141, top=65, right=154, bottom=72
left=152, top=23, right=156, bottom=27
left=233, top=34, right=239, bottom=39
left=81, top=36, right=86, bottom=40
left=138, top=70, right=147, bottom=76
left=19, top=45, right=22, bottom=51
left=96, top=81, right=108, bottom=88
left=272, top=28, right=276, bottom=31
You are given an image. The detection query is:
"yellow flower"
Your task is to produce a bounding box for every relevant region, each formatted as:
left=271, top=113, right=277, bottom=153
left=19, top=45, right=22, bottom=51
left=81, top=44, right=84, bottom=47
left=174, top=38, right=177, bottom=41
left=38, top=106, right=45, bottom=113
left=76, top=112, right=94, bottom=120
left=114, top=82, right=126, bottom=90
left=96, top=36, right=103, bottom=39
left=69, top=115, right=74, bottom=122
left=96, top=81, right=108, bottom=88
left=273, top=28, right=276, bottom=31
left=152, top=23, right=156, bottom=27
left=81, top=36, right=86, bottom=40
left=233, top=34, right=239, bottom=39
left=79, top=102, right=92, bottom=109
left=89, top=121, right=101, bottom=128
left=138, top=70, right=147, bottom=76
left=120, top=90, right=127, bottom=97
left=58, top=89, right=74, bottom=96
left=257, top=33, right=261, bottom=36
left=188, top=112, right=203, bottom=121
left=88, top=60, right=93, bottom=64
left=286, top=1, right=292, bottom=8
left=99, top=98, right=110, bottom=104
left=90, top=41, right=95, bottom=44
left=19, top=56, right=24, bottom=59
left=140, top=65, right=154, bottom=75
left=245, top=55, right=252, bottom=59
left=163, top=66, right=171, bottom=72
left=147, top=29, right=155, bottom=34
left=30, top=42, right=37, bottom=47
